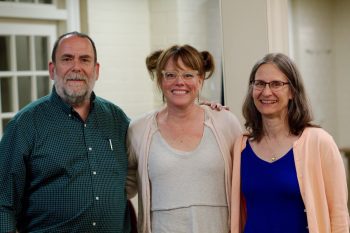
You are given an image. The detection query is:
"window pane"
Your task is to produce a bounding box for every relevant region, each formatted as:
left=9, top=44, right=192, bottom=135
left=35, top=36, right=48, bottom=70
left=0, top=36, right=11, bottom=71
left=36, top=75, right=50, bottom=98
left=16, top=36, right=30, bottom=71
left=18, top=76, right=31, bottom=109
left=38, top=0, right=53, bottom=3
left=0, top=77, right=14, bottom=112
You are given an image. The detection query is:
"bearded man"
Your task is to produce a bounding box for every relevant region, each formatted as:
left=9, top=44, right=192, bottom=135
left=0, top=31, right=131, bottom=233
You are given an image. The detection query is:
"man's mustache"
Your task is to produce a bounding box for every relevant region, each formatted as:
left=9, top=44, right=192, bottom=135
left=65, top=74, right=87, bottom=81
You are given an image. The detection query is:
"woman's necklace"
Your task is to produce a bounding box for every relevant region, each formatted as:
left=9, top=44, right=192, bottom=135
left=264, top=133, right=298, bottom=162
left=264, top=136, right=279, bottom=162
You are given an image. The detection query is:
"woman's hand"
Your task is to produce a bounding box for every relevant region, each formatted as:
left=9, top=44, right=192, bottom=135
left=200, top=100, right=230, bottom=111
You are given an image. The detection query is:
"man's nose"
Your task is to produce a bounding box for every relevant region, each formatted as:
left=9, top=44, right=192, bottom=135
left=71, top=59, right=83, bottom=71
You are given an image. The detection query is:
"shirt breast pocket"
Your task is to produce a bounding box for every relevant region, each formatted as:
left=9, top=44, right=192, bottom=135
left=100, top=138, right=128, bottom=178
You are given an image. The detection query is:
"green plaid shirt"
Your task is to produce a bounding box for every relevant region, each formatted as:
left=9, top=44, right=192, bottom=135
left=0, top=87, right=130, bottom=233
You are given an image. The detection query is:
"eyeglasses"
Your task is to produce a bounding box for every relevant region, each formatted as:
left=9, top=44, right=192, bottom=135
left=251, top=80, right=289, bottom=91
left=161, top=70, right=198, bottom=81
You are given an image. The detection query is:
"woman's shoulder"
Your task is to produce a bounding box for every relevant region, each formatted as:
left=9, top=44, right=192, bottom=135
left=129, top=112, right=152, bottom=124
left=296, top=127, right=339, bottom=156
left=202, top=105, right=243, bottom=139
left=128, top=110, right=159, bottom=140
left=202, top=105, right=240, bottom=124
left=300, top=127, right=334, bottom=142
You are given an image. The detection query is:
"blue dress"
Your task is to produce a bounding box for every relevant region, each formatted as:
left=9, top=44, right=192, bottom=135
left=241, top=141, right=308, bottom=233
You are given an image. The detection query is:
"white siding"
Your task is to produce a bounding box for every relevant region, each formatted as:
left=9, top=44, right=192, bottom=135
left=87, top=0, right=154, bottom=119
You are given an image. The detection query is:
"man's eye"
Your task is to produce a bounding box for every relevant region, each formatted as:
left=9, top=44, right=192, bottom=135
left=62, top=58, right=72, bottom=62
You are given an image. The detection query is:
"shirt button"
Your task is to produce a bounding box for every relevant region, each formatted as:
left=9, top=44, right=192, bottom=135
left=92, top=171, right=97, bottom=175
left=68, top=114, right=72, bottom=117
left=96, top=196, right=99, bottom=200
left=84, top=124, right=87, bottom=127
left=88, top=147, right=92, bottom=151
left=92, top=222, right=96, bottom=226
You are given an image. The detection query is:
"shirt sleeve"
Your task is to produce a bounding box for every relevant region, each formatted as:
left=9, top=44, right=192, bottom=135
left=0, top=118, right=33, bottom=232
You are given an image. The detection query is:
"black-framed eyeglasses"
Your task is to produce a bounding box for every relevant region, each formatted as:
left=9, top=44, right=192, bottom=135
left=251, top=80, right=289, bottom=91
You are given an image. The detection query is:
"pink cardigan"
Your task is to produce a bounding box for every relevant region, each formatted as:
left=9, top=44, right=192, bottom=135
left=231, top=127, right=349, bottom=233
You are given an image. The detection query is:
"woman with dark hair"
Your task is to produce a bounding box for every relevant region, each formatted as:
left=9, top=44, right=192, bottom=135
left=127, top=44, right=242, bottom=233
left=231, top=53, right=349, bottom=233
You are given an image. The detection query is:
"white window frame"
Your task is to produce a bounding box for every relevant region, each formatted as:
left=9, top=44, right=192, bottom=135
left=0, top=23, right=57, bottom=135
left=0, top=0, right=80, bottom=136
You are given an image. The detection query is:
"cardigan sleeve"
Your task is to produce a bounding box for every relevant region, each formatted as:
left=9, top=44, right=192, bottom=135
left=126, top=125, right=138, bottom=199
left=319, top=132, right=349, bottom=232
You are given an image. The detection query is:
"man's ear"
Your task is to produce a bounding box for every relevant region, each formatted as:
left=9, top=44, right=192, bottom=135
left=48, top=62, right=55, bottom=80
left=94, top=62, right=100, bottom=80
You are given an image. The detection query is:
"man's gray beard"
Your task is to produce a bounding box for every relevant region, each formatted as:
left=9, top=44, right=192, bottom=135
left=54, top=71, right=92, bottom=106
left=62, top=89, right=90, bottom=106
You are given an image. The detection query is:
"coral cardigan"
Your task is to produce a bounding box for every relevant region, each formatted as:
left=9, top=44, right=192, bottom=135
left=127, top=105, right=242, bottom=233
left=231, top=127, right=349, bottom=233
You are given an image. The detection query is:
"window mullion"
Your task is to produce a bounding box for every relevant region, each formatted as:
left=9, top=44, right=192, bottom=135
left=30, top=35, right=38, bottom=101
left=10, top=35, right=19, bottom=112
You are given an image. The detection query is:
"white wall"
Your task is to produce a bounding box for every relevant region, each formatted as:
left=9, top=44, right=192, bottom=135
left=290, top=0, right=337, bottom=136
left=149, top=0, right=223, bottom=107
left=290, top=0, right=350, bottom=147
left=334, top=0, right=350, bottom=148
left=220, top=0, right=270, bottom=122
left=85, top=0, right=223, bottom=119
left=86, top=0, right=154, bottom=119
